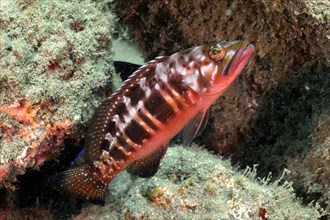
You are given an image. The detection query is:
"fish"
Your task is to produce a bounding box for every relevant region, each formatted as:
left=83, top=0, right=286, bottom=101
left=48, top=40, right=255, bottom=205
left=113, top=61, right=141, bottom=81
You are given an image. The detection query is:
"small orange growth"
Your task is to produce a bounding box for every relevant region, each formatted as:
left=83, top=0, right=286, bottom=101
left=179, top=199, right=199, bottom=212
left=148, top=187, right=171, bottom=209
left=178, top=187, right=185, bottom=195
left=0, top=99, right=41, bottom=126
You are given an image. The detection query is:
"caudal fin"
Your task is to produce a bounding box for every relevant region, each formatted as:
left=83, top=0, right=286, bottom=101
left=48, top=164, right=108, bottom=206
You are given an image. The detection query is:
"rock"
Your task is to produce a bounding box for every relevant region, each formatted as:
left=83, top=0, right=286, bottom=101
left=0, top=0, right=115, bottom=188
left=114, top=0, right=330, bottom=212
left=74, top=146, right=324, bottom=219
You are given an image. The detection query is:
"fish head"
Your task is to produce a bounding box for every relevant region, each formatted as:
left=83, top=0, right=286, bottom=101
left=182, top=40, right=254, bottom=96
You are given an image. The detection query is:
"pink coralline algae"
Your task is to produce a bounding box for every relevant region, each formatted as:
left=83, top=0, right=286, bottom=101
left=0, top=100, right=41, bottom=126
left=0, top=0, right=115, bottom=189
left=0, top=99, right=72, bottom=185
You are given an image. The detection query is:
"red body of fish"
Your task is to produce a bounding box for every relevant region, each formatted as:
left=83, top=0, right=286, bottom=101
left=48, top=40, right=254, bottom=205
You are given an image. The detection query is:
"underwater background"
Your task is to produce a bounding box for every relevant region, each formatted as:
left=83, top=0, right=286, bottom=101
left=0, top=0, right=329, bottom=219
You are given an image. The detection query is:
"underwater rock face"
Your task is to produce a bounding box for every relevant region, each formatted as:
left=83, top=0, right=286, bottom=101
left=288, top=113, right=330, bottom=213
left=0, top=1, right=328, bottom=219
left=235, top=65, right=330, bottom=211
left=0, top=0, right=115, bottom=188
left=74, top=146, right=323, bottom=219
left=114, top=0, right=330, bottom=211
left=115, top=0, right=329, bottom=153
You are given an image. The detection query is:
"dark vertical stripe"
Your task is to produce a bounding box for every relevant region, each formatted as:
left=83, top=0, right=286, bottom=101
left=100, top=139, right=110, bottom=151
left=114, top=102, right=128, bottom=122
left=117, top=136, right=135, bottom=152
left=108, top=146, right=127, bottom=161
left=125, top=119, right=151, bottom=145
left=106, top=121, right=117, bottom=137
left=144, top=91, right=176, bottom=124
left=162, top=83, right=184, bottom=110
left=137, top=109, right=159, bottom=131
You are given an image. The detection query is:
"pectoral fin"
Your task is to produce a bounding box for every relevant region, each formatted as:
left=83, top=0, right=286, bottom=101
left=127, top=144, right=168, bottom=178
left=181, top=109, right=209, bottom=146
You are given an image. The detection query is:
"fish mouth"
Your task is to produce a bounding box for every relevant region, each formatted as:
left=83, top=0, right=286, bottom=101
left=223, top=41, right=255, bottom=77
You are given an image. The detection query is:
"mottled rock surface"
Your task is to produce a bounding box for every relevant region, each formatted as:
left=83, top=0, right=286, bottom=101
left=73, top=146, right=323, bottom=220
left=115, top=0, right=329, bottom=153
left=0, top=0, right=115, bottom=188
left=114, top=0, right=330, bottom=212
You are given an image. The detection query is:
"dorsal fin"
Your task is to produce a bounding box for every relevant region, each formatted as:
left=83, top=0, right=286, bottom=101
left=181, top=109, right=209, bottom=146
left=127, top=144, right=168, bottom=178
left=113, top=61, right=141, bottom=81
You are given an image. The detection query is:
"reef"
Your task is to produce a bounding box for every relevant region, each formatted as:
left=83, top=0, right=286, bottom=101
left=235, top=65, right=330, bottom=212
left=287, top=112, right=330, bottom=213
left=0, top=0, right=115, bottom=188
left=74, top=146, right=324, bottom=219
left=114, top=0, right=330, bottom=212
left=114, top=0, right=329, bottom=153
left=1, top=0, right=329, bottom=218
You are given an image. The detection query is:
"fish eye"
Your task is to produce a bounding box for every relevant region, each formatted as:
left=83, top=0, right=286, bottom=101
left=209, top=46, right=226, bottom=62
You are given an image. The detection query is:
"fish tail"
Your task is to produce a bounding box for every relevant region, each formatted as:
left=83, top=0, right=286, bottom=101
left=48, top=164, right=109, bottom=206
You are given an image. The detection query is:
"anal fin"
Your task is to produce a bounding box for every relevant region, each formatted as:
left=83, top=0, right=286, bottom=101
left=127, top=144, right=168, bottom=178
